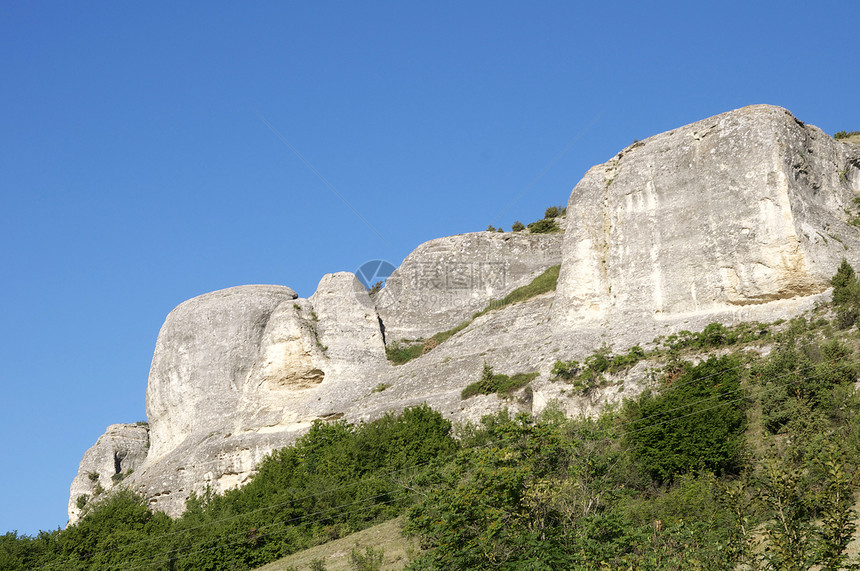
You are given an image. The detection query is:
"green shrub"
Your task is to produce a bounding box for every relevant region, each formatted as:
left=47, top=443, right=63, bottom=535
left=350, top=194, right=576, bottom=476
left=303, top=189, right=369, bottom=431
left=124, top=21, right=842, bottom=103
left=624, top=355, right=746, bottom=483
left=386, top=341, right=425, bottom=365
left=830, top=259, right=860, bottom=328
left=834, top=131, right=860, bottom=140
left=512, top=221, right=525, bottom=232
left=527, top=218, right=561, bottom=234
left=544, top=206, right=560, bottom=218
left=350, top=545, right=384, bottom=570
left=461, top=363, right=538, bottom=399
left=367, top=280, right=383, bottom=297
left=551, top=359, right=579, bottom=380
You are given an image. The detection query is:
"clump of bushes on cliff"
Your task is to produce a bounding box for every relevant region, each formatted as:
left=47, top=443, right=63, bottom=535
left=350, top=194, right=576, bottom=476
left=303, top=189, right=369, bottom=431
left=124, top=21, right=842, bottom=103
left=491, top=204, right=565, bottom=233
left=552, top=344, right=647, bottom=391
left=461, top=363, right=538, bottom=399
left=834, top=130, right=860, bottom=139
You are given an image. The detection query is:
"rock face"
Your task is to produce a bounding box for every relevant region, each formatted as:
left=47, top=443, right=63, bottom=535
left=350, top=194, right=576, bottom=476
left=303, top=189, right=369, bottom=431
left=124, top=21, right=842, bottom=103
left=69, top=105, right=860, bottom=525
left=67, top=424, right=149, bottom=523
left=376, top=232, right=563, bottom=341
left=555, top=105, right=860, bottom=346
left=146, top=285, right=299, bottom=461
left=73, top=274, right=391, bottom=520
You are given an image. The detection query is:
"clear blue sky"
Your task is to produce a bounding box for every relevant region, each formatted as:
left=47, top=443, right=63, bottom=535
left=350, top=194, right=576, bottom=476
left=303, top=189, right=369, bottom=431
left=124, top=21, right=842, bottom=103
left=2, top=0, right=858, bottom=535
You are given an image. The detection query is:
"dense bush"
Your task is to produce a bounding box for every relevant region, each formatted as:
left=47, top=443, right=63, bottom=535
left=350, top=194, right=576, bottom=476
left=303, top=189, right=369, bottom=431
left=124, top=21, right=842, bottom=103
left=3, top=406, right=458, bottom=570
left=624, top=355, right=746, bottom=482
left=511, top=221, right=525, bottom=232
left=544, top=205, right=561, bottom=218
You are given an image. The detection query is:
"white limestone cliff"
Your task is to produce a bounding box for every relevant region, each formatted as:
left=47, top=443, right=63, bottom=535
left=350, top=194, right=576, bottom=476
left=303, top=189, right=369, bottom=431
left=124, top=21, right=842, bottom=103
left=68, top=104, right=860, bottom=524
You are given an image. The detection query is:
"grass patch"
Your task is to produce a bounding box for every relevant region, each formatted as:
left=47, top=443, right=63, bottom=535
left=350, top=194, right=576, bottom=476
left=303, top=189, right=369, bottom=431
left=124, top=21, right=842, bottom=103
left=385, top=342, right=425, bottom=365
left=475, top=265, right=560, bottom=318
left=255, top=517, right=418, bottom=571
left=461, top=364, right=538, bottom=399
left=430, top=320, right=471, bottom=345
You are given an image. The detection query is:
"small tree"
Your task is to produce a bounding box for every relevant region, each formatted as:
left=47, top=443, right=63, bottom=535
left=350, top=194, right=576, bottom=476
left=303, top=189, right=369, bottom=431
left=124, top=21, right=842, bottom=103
left=512, top=221, right=525, bottom=232
left=831, top=259, right=860, bottom=328
left=544, top=206, right=560, bottom=218
left=350, top=545, right=384, bottom=570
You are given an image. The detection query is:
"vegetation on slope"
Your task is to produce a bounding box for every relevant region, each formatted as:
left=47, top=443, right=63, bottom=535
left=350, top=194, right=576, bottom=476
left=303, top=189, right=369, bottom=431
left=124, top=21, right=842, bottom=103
left=0, top=406, right=457, bottom=570
left=6, top=261, right=860, bottom=570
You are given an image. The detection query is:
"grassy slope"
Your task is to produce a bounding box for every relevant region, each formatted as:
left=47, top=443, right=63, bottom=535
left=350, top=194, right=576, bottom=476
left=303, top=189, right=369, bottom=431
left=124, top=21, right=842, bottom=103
left=255, top=518, right=416, bottom=571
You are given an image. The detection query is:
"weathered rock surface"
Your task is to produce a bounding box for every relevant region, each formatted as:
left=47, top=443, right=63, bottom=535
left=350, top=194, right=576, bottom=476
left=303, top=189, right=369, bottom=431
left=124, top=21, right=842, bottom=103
left=69, top=105, right=860, bottom=525
left=376, top=232, right=562, bottom=342
left=68, top=423, right=149, bottom=524
left=555, top=104, right=860, bottom=347
left=114, top=274, right=391, bottom=517
left=146, top=285, right=299, bottom=461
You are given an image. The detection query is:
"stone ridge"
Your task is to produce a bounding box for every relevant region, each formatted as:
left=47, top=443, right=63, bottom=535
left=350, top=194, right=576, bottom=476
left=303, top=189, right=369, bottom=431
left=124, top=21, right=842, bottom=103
left=68, top=105, right=860, bottom=525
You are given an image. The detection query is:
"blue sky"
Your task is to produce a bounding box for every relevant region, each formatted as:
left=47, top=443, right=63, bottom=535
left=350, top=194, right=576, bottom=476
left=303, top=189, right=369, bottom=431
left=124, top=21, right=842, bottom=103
left=2, top=1, right=858, bottom=535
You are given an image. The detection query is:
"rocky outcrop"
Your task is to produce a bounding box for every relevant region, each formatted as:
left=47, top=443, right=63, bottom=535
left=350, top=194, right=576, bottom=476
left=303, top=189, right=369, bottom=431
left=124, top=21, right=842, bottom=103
left=69, top=105, right=860, bottom=525
left=554, top=105, right=860, bottom=347
left=146, top=285, right=299, bottom=461
left=103, top=274, right=391, bottom=518
left=68, top=423, right=149, bottom=523
left=376, top=232, right=562, bottom=341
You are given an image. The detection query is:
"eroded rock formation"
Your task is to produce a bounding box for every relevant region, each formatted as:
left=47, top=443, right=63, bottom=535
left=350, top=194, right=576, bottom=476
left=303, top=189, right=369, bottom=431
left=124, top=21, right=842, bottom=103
left=69, top=105, right=860, bottom=524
